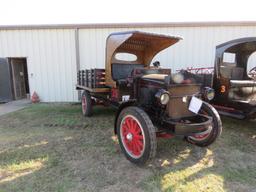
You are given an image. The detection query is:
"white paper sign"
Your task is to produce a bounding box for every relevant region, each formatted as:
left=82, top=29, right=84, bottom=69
left=189, top=96, right=203, bottom=114
left=122, top=95, right=130, bottom=102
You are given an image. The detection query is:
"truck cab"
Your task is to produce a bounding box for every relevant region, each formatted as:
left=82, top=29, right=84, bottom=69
left=213, top=37, right=256, bottom=119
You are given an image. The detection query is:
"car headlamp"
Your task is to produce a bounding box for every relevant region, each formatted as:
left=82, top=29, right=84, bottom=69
left=203, top=87, right=215, bottom=101
left=155, top=89, right=170, bottom=105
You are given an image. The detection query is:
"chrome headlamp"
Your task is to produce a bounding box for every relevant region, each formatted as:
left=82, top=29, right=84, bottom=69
left=203, top=87, right=215, bottom=101
left=155, top=89, right=170, bottom=105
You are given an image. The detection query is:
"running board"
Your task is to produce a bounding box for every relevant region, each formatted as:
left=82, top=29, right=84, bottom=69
left=217, top=110, right=245, bottom=119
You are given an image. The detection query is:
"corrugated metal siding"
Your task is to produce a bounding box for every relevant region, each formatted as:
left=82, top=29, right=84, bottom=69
left=0, top=29, right=77, bottom=102
left=79, top=26, right=256, bottom=71
left=0, top=25, right=256, bottom=102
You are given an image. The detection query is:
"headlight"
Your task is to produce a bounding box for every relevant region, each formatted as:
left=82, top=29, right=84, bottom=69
left=155, top=89, right=170, bottom=105
left=171, top=73, right=184, bottom=84
left=203, top=87, right=215, bottom=101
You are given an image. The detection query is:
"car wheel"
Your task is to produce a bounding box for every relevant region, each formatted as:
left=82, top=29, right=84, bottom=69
left=81, top=91, right=92, bottom=117
left=117, top=106, right=157, bottom=165
left=186, top=102, right=222, bottom=147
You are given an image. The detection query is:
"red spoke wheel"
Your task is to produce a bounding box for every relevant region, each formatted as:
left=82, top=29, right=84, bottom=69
left=121, top=116, right=145, bottom=158
left=81, top=91, right=92, bottom=117
left=117, top=107, right=156, bottom=165
left=186, top=102, right=222, bottom=147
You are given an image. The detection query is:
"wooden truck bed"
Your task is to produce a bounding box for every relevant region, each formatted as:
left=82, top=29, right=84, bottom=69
left=76, top=69, right=111, bottom=93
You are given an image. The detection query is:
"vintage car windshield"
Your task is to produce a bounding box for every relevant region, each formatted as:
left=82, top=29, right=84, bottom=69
left=220, top=52, right=243, bottom=80
left=220, top=51, right=256, bottom=80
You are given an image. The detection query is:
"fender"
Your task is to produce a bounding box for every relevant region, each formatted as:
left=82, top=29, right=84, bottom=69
left=114, top=100, right=136, bottom=134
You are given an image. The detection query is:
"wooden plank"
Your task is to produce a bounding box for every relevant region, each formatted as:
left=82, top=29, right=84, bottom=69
left=76, top=84, right=110, bottom=93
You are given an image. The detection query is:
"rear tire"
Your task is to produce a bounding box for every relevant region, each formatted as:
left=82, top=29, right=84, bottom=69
left=186, top=102, right=222, bottom=147
left=116, top=107, right=157, bottom=165
left=81, top=91, right=92, bottom=117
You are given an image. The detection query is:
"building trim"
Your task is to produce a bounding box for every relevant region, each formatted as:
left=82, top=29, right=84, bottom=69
left=74, top=28, right=81, bottom=100
left=0, top=21, right=256, bottom=30
left=75, top=28, right=80, bottom=71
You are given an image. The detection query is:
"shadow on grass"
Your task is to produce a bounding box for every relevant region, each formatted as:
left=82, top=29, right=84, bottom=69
left=142, top=116, right=256, bottom=192
left=0, top=104, right=118, bottom=192
left=92, top=106, right=117, bottom=117
left=0, top=140, right=76, bottom=191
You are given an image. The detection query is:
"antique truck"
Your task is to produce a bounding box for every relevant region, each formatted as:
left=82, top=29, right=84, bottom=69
left=178, top=37, right=256, bottom=119
left=212, top=37, right=256, bottom=119
left=76, top=31, right=222, bottom=165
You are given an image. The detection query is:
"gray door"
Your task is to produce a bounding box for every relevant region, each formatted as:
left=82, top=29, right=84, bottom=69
left=0, top=58, right=13, bottom=102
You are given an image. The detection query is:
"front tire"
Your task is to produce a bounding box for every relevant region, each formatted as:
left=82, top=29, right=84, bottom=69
left=116, top=107, right=157, bottom=165
left=186, top=102, right=222, bottom=147
left=81, top=91, right=92, bottom=117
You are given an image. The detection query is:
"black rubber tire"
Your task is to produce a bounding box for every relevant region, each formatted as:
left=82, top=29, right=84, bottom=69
left=116, top=106, right=157, bottom=165
left=81, top=91, right=92, bottom=117
left=186, top=102, right=222, bottom=147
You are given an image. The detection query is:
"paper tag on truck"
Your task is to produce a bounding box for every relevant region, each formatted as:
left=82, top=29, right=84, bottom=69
left=189, top=96, right=203, bottom=114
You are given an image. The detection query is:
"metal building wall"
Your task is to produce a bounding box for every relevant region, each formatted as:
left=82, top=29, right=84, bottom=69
left=0, top=25, right=255, bottom=102
left=0, top=29, right=77, bottom=102
left=79, top=26, right=256, bottom=71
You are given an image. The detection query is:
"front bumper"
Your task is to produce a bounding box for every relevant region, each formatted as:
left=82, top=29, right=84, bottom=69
left=162, top=114, right=213, bottom=136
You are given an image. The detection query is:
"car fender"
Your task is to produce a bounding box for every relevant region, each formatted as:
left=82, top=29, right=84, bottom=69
left=114, top=100, right=136, bottom=134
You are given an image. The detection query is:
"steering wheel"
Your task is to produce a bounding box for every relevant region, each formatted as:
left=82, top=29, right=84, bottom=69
left=249, top=66, right=256, bottom=78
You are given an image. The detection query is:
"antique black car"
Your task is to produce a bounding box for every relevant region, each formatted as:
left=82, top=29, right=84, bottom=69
left=76, top=31, right=222, bottom=165
left=212, top=37, right=256, bottom=119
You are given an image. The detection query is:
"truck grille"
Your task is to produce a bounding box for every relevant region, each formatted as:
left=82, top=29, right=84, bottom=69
left=167, top=84, right=201, bottom=119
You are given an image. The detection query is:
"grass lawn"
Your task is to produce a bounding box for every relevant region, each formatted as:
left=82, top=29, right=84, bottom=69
left=0, top=103, right=255, bottom=192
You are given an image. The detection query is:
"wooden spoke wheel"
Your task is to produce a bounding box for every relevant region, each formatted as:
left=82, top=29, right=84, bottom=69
left=117, top=107, right=156, bottom=165
left=81, top=91, right=92, bottom=117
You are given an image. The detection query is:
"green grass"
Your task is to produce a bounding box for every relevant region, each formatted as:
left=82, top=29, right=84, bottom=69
left=0, top=103, right=256, bottom=192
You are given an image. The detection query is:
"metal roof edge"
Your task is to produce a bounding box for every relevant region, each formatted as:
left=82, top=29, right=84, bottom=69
left=0, top=21, right=256, bottom=30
